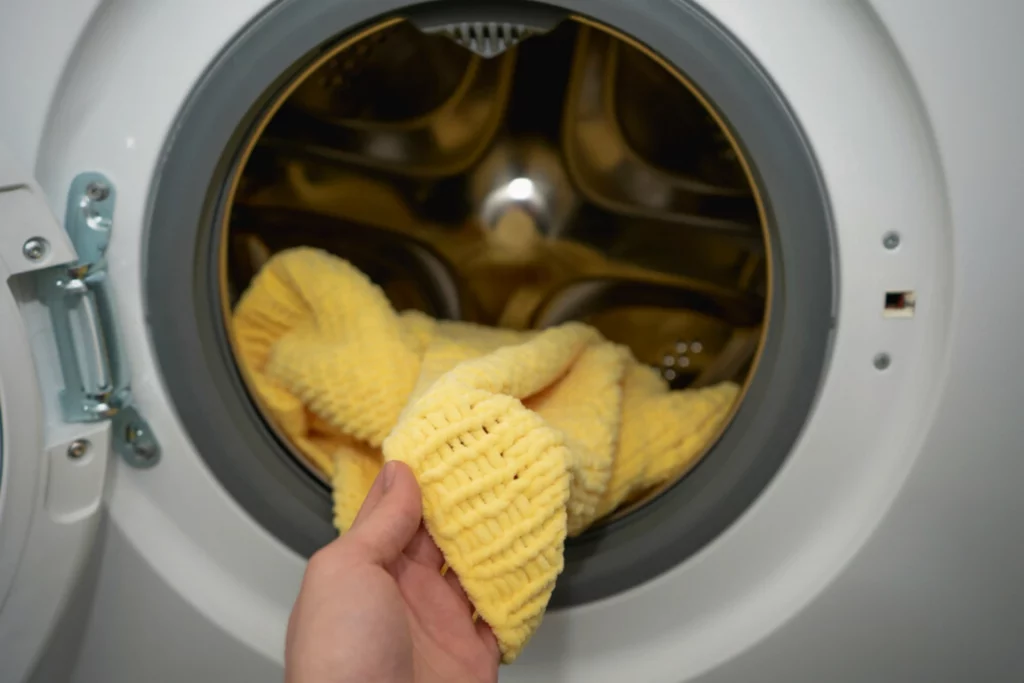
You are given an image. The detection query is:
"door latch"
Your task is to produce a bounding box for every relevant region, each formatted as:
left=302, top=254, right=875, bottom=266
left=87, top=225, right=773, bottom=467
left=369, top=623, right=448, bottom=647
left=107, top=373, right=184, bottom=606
left=36, top=172, right=160, bottom=468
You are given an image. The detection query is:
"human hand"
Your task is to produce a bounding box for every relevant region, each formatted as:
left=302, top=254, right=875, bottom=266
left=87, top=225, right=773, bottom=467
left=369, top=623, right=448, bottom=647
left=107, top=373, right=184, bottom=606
left=285, top=460, right=500, bottom=683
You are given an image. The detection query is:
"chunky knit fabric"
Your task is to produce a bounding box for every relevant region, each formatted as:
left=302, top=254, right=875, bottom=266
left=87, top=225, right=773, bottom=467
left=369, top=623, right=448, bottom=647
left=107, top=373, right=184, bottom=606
left=232, top=247, right=739, bottom=662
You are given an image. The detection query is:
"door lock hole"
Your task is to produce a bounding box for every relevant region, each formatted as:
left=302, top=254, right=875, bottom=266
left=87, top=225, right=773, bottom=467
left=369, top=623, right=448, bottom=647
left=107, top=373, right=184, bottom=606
left=884, top=290, right=916, bottom=318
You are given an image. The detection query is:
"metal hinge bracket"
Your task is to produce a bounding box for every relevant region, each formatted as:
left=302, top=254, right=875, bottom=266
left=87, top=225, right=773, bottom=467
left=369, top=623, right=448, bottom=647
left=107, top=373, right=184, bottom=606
left=35, top=172, right=160, bottom=468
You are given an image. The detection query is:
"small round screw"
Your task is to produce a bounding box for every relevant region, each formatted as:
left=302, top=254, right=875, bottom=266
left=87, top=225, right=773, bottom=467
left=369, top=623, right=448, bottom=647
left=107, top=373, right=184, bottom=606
left=22, top=237, right=49, bottom=262
left=67, top=439, right=91, bottom=459
left=125, top=423, right=158, bottom=462
left=85, top=182, right=110, bottom=202
left=883, top=232, right=901, bottom=250
left=873, top=353, right=892, bottom=371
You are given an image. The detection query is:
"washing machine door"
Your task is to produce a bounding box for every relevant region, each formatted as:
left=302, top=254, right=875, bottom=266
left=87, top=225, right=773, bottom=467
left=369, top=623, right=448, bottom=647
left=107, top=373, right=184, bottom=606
left=0, top=142, right=120, bottom=682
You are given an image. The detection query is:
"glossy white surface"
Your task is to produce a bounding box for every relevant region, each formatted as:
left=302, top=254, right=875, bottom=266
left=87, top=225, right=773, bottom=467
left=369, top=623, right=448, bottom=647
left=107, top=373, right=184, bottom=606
left=0, top=143, right=110, bottom=682
left=0, top=0, right=1021, bottom=680
left=0, top=0, right=102, bottom=174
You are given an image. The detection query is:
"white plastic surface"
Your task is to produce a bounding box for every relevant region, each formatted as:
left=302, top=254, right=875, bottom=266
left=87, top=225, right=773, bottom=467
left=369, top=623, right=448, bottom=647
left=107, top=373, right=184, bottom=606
left=691, top=1, right=1024, bottom=679
left=0, top=146, right=112, bottom=681
left=0, top=0, right=1021, bottom=680
left=0, top=0, right=103, bottom=174
left=0, top=142, right=77, bottom=275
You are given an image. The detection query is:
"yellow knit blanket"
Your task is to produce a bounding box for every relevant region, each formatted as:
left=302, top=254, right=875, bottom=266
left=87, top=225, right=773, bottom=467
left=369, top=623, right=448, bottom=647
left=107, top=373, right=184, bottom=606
left=232, top=247, right=739, bottom=662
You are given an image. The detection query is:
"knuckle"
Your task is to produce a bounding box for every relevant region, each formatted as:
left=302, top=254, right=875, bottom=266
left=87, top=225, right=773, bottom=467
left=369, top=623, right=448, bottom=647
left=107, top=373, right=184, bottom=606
left=306, top=543, right=346, bottom=576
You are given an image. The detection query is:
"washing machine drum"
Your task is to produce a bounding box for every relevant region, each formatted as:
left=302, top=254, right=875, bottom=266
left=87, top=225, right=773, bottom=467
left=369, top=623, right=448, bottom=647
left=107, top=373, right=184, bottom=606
left=146, top=4, right=833, bottom=606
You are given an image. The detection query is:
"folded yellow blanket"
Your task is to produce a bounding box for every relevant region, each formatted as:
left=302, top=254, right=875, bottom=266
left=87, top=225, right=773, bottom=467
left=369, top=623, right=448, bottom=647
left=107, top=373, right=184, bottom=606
left=232, top=247, right=739, bottom=662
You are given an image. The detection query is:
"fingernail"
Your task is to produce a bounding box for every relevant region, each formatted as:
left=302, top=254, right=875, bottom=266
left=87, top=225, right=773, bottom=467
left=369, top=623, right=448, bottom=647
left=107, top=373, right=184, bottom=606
left=381, top=461, right=397, bottom=492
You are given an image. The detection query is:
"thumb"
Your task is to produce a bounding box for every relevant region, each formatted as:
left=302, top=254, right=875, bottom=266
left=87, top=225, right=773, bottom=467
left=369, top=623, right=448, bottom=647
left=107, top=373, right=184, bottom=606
left=345, top=460, right=423, bottom=566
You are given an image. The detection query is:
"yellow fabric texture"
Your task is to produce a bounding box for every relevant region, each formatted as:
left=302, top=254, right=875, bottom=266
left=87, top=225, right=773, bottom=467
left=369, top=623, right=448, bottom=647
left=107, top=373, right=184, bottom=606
left=232, top=247, right=739, bottom=662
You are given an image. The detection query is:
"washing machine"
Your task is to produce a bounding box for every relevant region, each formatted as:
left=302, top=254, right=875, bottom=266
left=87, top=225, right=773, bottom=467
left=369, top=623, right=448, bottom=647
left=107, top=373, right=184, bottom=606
left=1, top=0, right=1022, bottom=681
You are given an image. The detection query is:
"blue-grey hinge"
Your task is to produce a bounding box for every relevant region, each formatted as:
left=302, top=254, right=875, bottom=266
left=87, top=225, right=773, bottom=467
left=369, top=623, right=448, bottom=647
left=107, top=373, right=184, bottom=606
left=36, top=172, right=160, bottom=468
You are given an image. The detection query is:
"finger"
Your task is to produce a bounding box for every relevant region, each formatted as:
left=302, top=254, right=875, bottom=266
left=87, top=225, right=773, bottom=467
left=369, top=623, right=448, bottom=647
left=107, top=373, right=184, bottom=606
left=403, top=524, right=445, bottom=570
left=345, top=460, right=423, bottom=566
left=444, top=567, right=473, bottom=612
left=350, top=463, right=388, bottom=529
left=475, top=618, right=501, bottom=662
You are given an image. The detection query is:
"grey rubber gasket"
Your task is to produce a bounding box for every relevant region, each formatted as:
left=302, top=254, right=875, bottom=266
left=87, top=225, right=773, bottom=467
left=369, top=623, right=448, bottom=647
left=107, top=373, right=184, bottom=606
left=144, top=0, right=835, bottom=606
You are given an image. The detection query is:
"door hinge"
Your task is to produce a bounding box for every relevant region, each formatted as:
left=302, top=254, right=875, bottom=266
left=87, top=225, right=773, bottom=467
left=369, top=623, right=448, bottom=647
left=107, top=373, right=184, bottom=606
left=35, top=172, right=160, bottom=468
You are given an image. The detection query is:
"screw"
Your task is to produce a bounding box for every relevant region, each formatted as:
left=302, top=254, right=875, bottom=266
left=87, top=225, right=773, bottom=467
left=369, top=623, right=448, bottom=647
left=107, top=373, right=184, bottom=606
left=125, top=423, right=158, bottom=461
left=85, top=182, right=110, bottom=202
left=873, top=353, right=891, bottom=371
left=22, top=237, right=49, bottom=261
left=67, top=439, right=91, bottom=459
left=883, top=232, right=901, bottom=250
